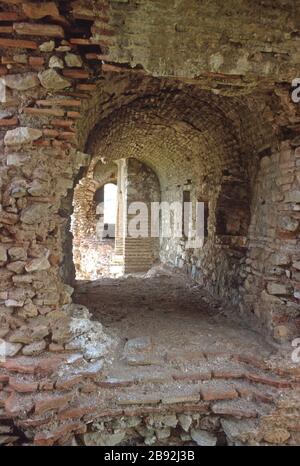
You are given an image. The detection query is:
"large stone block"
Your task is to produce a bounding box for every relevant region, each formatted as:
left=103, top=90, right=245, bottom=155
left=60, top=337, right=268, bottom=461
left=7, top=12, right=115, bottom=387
left=20, top=204, right=49, bottom=224
left=25, top=257, right=51, bottom=272
left=13, top=22, right=64, bottom=38
left=4, top=127, right=42, bottom=146
left=190, top=429, right=217, bottom=446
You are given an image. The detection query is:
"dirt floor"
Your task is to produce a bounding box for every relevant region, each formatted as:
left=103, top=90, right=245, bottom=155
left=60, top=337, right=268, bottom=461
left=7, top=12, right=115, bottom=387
left=74, top=265, right=277, bottom=381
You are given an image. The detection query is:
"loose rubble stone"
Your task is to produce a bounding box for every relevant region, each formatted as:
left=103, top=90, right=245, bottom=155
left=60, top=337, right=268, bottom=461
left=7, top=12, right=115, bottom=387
left=49, top=56, right=64, bottom=69
left=55, top=45, right=71, bottom=52
left=0, top=110, right=13, bottom=119
left=27, top=180, right=49, bottom=197
left=83, top=431, right=125, bottom=446
left=156, top=427, right=171, bottom=440
left=65, top=53, right=83, bottom=68
left=273, top=325, right=290, bottom=339
left=22, top=340, right=46, bottom=356
left=4, top=127, right=42, bottom=146
left=7, top=261, right=26, bottom=274
left=39, top=41, right=55, bottom=52
left=6, top=153, right=29, bottom=166
left=221, top=419, right=258, bottom=445
left=13, top=54, right=27, bottom=64
left=263, top=428, right=290, bottom=445
left=190, top=429, right=217, bottom=446
left=124, top=336, right=153, bottom=354
left=0, top=341, right=22, bottom=358
left=20, top=204, right=49, bottom=224
left=293, top=261, right=300, bottom=270
left=38, top=69, right=71, bottom=90
left=160, top=415, right=178, bottom=428
left=178, top=414, right=192, bottom=432
left=8, top=247, right=27, bottom=261
left=25, top=257, right=51, bottom=272
left=3, top=73, right=39, bottom=90
left=271, top=254, right=290, bottom=265
left=13, top=22, right=64, bottom=38
left=17, top=302, right=38, bottom=318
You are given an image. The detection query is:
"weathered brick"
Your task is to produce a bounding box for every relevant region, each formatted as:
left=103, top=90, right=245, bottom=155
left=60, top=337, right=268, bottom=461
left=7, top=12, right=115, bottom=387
left=23, top=107, right=65, bottom=117
left=0, top=26, right=13, bottom=33
left=13, top=22, right=64, bottom=38
left=62, top=69, right=90, bottom=79
left=55, top=375, right=83, bottom=390
left=36, top=99, right=81, bottom=107
left=51, top=119, right=75, bottom=130
left=200, top=386, right=239, bottom=401
left=0, top=117, right=18, bottom=126
left=234, top=354, right=267, bottom=370
left=161, top=393, right=200, bottom=404
left=67, top=110, right=81, bottom=119
left=0, top=38, right=37, bottom=49
left=246, top=373, right=291, bottom=388
left=57, top=406, right=95, bottom=420
left=34, top=422, right=83, bottom=446
left=35, top=393, right=73, bottom=415
left=1, top=357, right=38, bottom=374
left=9, top=377, right=39, bottom=393
left=76, top=83, right=96, bottom=91
left=212, top=368, right=245, bottom=379
left=0, top=12, right=23, bottom=21
left=28, top=57, right=45, bottom=67
left=5, top=392, right=34, bottom=417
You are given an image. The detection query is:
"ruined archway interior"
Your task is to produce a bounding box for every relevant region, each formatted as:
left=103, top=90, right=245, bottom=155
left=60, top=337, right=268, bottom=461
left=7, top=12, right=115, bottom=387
left=0, top=0, right=300, bottom=448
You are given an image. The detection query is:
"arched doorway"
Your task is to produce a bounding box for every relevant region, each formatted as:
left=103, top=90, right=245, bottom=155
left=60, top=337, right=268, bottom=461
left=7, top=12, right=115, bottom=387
left=71, top=158, right=161, bottom=279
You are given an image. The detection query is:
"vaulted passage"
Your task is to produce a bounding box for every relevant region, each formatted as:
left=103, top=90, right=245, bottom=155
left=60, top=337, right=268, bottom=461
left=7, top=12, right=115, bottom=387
left=71, top=84, right=272, bottom=306
left=0, top=0, right=300, bottom=447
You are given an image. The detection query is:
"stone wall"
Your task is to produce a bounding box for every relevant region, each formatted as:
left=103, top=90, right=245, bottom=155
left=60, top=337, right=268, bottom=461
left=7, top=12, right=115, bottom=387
left=241, top=142, right=300, bottom=340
